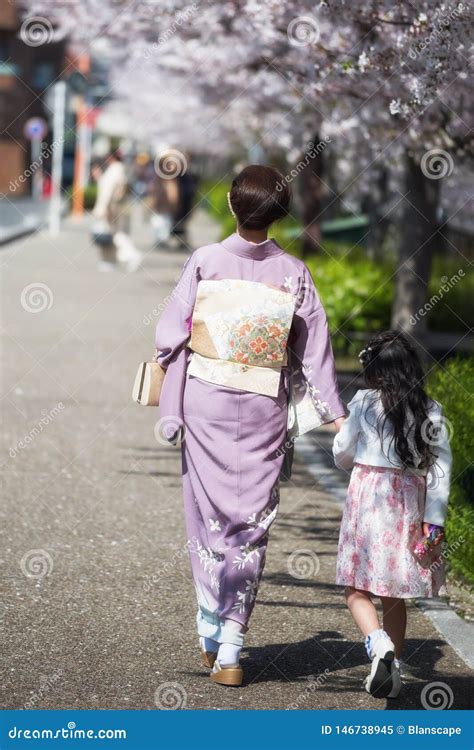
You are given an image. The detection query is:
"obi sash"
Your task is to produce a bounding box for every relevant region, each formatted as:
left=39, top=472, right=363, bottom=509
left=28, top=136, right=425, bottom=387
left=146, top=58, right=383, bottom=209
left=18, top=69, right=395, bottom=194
left=187, top=279, right=295, bottom=397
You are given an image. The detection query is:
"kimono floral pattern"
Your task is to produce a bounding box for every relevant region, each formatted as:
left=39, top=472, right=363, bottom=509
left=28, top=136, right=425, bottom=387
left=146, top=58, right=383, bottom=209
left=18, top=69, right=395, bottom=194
left=247, top=485, right=279, bottom=531
left=232, top=317, right=286, bottom=365
left=231, top=578, right=259, bottom=615
left=190, top=540, right=223, bottom=594
left=336, top=464, right=445, bottom=598
left=208, top=311, right=291, bottom=366
left=233, top=542, right=261, bottom=570
left=302, top=361, right=333, bottom=422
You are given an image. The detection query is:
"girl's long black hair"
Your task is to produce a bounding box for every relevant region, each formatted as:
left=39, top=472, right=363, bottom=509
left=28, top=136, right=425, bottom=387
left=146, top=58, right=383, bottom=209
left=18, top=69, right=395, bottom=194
left=359, top=330, right=434, bottom=469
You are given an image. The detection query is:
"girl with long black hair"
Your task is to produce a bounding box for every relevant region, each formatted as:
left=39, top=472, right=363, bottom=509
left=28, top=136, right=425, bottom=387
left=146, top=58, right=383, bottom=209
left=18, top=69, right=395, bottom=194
left=333, top=331, right=451, bottom=699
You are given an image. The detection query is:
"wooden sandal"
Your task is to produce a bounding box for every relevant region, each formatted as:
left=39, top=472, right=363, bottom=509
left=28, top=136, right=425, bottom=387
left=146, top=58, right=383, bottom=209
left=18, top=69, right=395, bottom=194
left=199, top=637, right=217, bottom=669
left=210, top=659, right=243, bottom=687
left=201, top=649, right=217, bottom=669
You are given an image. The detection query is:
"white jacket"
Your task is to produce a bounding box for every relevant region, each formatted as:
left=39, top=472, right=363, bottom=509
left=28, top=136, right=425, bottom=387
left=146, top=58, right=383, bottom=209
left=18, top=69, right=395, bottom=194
left=93, top=162, right=128, bottom=221
left=332, top=389, right=451, bottom=526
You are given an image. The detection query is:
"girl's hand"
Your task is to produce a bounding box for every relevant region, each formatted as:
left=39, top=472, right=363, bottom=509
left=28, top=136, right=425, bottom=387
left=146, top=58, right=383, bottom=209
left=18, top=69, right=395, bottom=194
left=422, top=523, right=444, bottom=545
left=332, top=417, right=346, bottom=433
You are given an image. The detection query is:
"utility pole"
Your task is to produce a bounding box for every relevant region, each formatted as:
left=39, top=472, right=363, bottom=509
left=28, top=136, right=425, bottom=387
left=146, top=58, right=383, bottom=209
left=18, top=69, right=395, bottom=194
left=48, top=80, right=66, bottom=235
left=71, top=52, right=91, bottom=220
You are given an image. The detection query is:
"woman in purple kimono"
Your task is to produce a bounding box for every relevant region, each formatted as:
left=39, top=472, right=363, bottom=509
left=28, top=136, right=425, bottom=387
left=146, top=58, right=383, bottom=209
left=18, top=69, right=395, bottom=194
left=155, top=165, right=345, bottom=686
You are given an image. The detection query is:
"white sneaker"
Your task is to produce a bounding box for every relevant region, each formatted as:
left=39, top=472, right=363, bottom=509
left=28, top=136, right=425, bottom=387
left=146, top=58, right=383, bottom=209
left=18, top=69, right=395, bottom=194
left=363, top=633, right=395, bottom=698
left=387, top=661, right=402, bottom=699
left=125, top=255, right=143, bottom=273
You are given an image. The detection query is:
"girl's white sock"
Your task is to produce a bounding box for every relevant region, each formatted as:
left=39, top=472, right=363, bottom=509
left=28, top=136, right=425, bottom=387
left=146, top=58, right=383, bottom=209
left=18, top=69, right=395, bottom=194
left=217, top=642, right=241, bottom=666
left=365, top=628, right=393, bottom=659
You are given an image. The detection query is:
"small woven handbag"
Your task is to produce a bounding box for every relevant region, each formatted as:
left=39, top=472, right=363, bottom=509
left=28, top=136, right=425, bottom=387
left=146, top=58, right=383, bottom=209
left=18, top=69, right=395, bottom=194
left=132, top=351, right=166, bottom=406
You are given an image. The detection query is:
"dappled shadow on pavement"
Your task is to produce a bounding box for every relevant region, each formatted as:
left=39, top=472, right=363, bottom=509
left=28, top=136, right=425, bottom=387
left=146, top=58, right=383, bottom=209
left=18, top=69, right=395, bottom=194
left=244, top=633, right=472, bottom=709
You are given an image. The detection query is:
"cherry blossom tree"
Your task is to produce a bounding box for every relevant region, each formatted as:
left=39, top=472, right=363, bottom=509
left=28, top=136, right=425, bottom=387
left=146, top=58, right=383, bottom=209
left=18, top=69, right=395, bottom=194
left=20, top=0, right=473, bottom=339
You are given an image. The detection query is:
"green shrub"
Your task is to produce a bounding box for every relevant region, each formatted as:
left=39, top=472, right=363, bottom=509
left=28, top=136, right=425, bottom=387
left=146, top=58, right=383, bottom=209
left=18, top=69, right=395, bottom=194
left=306, top=253, right=392, bottom=355
left=63, top=183, right=97, bottom=211
left=83, top=184, right=98, bottom=210
left=428, top=258, right=474, bottom=332
left=270, top=216, right=304, bottom=257
left=428, top=357, right=474, bottom=583
left=199, top=179, right=234, bottom=238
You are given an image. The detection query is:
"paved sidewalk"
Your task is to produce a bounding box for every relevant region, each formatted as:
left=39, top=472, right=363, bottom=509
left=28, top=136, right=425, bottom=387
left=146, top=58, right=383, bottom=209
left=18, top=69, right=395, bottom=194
left=1, top=213, right=472, bottom=710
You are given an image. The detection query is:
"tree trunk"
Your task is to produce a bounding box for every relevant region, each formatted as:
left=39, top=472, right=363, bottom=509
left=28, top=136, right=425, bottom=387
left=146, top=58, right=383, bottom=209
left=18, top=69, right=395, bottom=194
left=391, top=152, right=441, bottom=345
left=363, top=165, right=390, bottom=260
left=297, top=133, right=325, bottom=257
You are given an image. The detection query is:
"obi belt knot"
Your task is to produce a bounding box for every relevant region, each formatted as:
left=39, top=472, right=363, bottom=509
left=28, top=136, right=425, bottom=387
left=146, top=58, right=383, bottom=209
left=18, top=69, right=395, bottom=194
left=187, top=279, right=296, bottom=397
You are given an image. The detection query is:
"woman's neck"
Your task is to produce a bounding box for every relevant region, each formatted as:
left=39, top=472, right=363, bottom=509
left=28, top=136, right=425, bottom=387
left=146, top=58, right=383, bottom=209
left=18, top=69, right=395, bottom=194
left=237, top=225, right=268, bottom=245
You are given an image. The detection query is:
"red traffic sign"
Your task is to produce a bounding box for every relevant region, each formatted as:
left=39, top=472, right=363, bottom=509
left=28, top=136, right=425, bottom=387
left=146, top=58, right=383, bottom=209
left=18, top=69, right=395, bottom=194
left=23, top=117, right=48, bottom=141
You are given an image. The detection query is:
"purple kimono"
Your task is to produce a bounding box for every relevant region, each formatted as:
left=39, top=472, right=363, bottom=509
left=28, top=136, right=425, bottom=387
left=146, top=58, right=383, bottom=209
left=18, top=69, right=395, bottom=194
left=155, top=233, right=344, bottom=646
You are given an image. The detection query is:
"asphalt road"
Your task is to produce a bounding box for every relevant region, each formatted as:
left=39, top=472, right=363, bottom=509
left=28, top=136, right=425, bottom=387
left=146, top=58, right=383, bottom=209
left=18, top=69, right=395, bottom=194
left=1, top=209, right=472, bottom=710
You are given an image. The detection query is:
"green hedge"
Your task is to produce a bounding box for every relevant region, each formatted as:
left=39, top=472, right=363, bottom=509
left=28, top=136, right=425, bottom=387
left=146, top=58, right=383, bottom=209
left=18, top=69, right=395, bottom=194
left=64, top=184, right=98, bottom=211
left=428, top=257, right=474, bottom=332
left=200, top=179, right=234, bottom=237
left=428, top=357, right=474, bottom=584
left=306, top=251, right=392, bottom=355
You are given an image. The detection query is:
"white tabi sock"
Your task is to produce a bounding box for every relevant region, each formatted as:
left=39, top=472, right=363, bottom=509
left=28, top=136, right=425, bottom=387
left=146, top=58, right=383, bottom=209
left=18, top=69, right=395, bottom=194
left=217, top=642, right=241, bottom=666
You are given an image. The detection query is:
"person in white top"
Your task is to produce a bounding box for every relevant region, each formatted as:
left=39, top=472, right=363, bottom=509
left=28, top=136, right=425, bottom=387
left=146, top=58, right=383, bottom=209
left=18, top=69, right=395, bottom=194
left=92, top=150, right=143, bottom=273
left=332, top=330, right=452, bottom=700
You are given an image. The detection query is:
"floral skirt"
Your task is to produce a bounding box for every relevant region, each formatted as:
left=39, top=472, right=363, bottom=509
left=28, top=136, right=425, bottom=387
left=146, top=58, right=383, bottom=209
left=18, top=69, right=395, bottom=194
left=336, top=464, right=445, bottom=598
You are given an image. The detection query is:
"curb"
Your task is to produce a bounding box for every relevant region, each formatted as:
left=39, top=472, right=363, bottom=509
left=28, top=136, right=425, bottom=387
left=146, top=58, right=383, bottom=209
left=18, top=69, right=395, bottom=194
left=0, top=217, right=43, bottom=246
left=416, top=597, right=474, bottom=669
left=0, top=200, right=69, bottom=246
left=296, top=430, right=474, bottom=671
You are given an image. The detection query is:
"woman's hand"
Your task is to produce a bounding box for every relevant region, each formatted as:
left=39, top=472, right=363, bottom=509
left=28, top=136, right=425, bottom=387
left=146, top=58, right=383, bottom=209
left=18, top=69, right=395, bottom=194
left=422, top=522, right=444, bottom=545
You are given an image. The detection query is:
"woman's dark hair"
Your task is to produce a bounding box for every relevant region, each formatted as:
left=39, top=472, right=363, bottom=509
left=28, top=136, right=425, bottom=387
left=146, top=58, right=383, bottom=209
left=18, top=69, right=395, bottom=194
left=229, top=165, right=290, bottom=230
left=359, top=330, right=434, bottom=469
